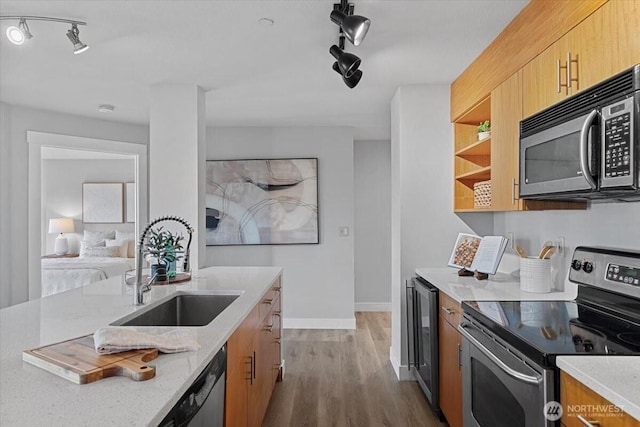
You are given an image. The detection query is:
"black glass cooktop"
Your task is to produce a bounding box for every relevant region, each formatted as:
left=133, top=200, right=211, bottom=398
left=461, top=299, right=640, bottom=367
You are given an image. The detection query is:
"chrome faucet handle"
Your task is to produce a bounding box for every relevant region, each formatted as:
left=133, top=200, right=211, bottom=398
left=134, top=272, right=158, bottom=306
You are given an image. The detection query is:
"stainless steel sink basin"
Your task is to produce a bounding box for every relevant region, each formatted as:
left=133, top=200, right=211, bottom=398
left=116, top=291, right=241, bottom=327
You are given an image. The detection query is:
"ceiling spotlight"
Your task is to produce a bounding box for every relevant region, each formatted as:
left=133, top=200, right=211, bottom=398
left=6, top=18, right=32, bottom=45
left=332, top=61, right=362, bottom=89
left=330, top=10, right=370, bottom=46
left=329, top=44, right=361, bottom=78
left=66, top=23, right=89, bottom=54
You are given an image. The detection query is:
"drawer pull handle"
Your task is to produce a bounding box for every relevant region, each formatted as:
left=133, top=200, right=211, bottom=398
left=265, top=324, right=273, bottom=332
left=273, top=312, right=281, bottom=317
left=263, top=299, right=273, bottom=304
left=442, top=306, right=454, bottom=315
left=577, top=415, right=600, bottom=426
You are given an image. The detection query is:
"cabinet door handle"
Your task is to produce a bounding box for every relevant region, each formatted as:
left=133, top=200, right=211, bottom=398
left=263, top=299, right=273, bottom=304
left=442, top=306, right=454, bottom=315
left=252, top=350, right=256, bottom=381
left=577, top=415, right=600, bottom=426
left=557, top=59, right=563, bottom=93
left=273, top=312, right=281, bottom=317
left=457, top=343, right=462, bottom=369
left=264, top=324, right=273, bottom=332
left=567, top=52, right=578, bottom=89
left=511, top=178, right=518, bottom=205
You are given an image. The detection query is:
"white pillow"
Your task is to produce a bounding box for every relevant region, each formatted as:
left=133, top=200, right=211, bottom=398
left=115, top=231, right=136, bottom=257
left=80, top=239, right=106, bottom=257
left=80, top=246, right=120, bottom=258
left=105, top=239, right=129, bottom=258
left=83, top=230, right=115, bottom=243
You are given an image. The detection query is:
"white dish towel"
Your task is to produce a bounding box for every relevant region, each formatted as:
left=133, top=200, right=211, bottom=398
left=94, top=327, right=200, bottom=355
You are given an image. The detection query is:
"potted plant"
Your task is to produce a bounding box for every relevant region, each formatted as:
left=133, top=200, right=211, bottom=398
left=145, top=227, right=184, bottom=282
left=478, top=120, right=491, bottom=140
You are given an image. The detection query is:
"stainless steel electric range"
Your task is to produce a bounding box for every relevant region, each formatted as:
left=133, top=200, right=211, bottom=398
left=458, top=246, right=640, bottom=427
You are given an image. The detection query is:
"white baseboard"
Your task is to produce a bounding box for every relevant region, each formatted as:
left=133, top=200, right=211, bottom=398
left=354, top=302, right=391, bottom=312
left=283, top=317, right=356, bottom=329
left=389, top=346, right=414, bottom=381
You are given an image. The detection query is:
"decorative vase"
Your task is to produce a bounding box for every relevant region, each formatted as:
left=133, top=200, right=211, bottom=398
left=150, top=264, right=168, bottom=282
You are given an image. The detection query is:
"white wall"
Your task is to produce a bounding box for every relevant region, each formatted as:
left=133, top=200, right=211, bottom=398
left=390, top=85, right=493, bottom=379
left=0, top=103, right=148, bottom=308
left=354, top=140, right=391, bottom=311
left=495, top=203, right=640, bottom=286
left=206, top=127, right=356, bottom=328
left=41, top=159, right=135, bottom=254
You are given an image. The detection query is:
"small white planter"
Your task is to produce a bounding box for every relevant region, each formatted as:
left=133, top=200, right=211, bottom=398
left=478, top=131, right=491, bottom=141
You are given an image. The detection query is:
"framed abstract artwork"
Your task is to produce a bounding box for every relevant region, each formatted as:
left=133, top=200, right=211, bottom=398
left=206, top=158, right=319, bottom=245
left=82, top=183, right=124, bottom=224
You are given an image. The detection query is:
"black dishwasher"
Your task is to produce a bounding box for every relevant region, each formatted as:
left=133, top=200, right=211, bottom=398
left=159, top=345, right=226, bottom=427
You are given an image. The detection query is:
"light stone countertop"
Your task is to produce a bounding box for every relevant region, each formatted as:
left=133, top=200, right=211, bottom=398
left=415, top=267, right=577, bottom=303
left=416, top=267, right=640, bottom=421
left=0, top=266, right=282, bottom=427
left=556, top=356, right=640, bottom=421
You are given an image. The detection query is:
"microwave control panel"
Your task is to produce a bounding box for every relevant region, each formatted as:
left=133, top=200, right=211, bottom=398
left=602, top=97, right=634, bottom=182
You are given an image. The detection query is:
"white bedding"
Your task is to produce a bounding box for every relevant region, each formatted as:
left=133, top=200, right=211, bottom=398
left=41, top=257, right=135, bottom=297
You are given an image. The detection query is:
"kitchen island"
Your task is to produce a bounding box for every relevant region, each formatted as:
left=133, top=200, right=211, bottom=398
left=0, top=266, right=282, bottom=426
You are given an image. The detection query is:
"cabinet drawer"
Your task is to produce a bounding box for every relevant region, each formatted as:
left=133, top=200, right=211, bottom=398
left=561, top=372, right=638, bottom=427
left=440, top=291, right=461, bottom=328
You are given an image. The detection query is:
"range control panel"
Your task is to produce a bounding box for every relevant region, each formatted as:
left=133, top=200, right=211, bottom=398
left=569, top=247, right=640, bottom=296
left=607, top=264, right=640, bottom=286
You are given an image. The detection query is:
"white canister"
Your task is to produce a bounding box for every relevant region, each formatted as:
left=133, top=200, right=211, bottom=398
left=520, top=257, right=552, bottom=293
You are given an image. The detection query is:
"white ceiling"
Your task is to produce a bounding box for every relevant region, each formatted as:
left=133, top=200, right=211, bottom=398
left=0, top=0, right=527, bottom=141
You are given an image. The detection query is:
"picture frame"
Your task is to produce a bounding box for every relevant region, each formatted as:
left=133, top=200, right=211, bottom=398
left=205, top=158, right=319, bottom=245
left=82, top=183, right=124, bottom=224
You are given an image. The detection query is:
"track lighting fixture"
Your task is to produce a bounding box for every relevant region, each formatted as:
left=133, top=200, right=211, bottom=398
left=332, top=62, right=362, bottom=89
left=330, top=0, right=370, bottom=46
left=328, top=1, right=369, bottom=89
left=66, top=23, right=89, bottom=54
left=330, top=44, right=361, bottom=79
left=0, top=15, right=89, bottom=54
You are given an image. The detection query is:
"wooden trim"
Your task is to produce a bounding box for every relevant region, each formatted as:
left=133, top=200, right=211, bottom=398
left=450, top=0, right=608, bottom=121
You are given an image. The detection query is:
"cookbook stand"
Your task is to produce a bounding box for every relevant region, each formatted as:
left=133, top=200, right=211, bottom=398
left=458, top=268, right=488, bottom=280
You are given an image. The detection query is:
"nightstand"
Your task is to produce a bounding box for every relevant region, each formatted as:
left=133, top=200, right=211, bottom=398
left=41, top=253, right=79, bottom=259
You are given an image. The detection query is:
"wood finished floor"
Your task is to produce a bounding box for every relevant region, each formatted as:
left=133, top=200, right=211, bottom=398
left=262, top=312, right=446, bottom=427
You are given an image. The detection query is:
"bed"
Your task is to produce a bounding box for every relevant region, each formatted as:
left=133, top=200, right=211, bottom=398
left=41, top=256, right=135, bottom=297
left=41, top=230, right=137, bottom=297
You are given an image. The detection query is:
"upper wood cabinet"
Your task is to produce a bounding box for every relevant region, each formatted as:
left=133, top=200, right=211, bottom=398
left=523, top=0, right=640, bottom=118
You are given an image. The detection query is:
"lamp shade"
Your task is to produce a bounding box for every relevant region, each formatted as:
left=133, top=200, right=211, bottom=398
left=48, top=218, right=74, bottom=234
left=330, top=10, right=371, bottom=46
left=329, top=45, right=361, bottom=78
left=332, top=61, right=362, bottom=88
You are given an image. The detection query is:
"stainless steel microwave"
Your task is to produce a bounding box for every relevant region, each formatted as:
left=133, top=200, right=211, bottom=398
left=519, top=64, right=640, bottom=202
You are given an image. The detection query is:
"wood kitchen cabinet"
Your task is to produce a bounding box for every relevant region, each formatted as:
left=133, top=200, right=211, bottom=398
left=560, top=371, right=639, bottom=427
left=453, top=71, right=585, bottom=212
left=438, top=291, right=463, bottom=427
left=226, top=277, right=283, bottom=427
left=523, top=0, right=640, bottom=118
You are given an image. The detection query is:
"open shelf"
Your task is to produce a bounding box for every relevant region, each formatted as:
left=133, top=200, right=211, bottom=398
left=455, top=166, right=491, bottom=182
left=455, top=137, right=491, bottom=158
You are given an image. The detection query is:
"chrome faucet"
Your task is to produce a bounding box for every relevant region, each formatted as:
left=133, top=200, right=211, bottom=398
left=133, top=215, right=194, bottom=305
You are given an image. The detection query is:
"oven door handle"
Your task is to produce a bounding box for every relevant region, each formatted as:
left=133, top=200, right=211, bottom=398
left=579, top=109, right=599, bottom=190
left=458, top=323, right=543, bottom=385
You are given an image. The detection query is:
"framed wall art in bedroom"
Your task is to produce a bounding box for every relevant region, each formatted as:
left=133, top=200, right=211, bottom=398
left=205, top=158, right=319, bottom=245
left=82, top=182, right=124, bottom=224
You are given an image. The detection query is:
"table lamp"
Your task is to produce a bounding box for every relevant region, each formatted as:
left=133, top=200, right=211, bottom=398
left=48, top=218, right=75, bottom=255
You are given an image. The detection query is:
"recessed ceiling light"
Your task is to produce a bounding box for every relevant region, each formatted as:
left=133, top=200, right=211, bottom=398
left=258, top=17, right=274, bottom=26
left=98, top=104, right=115, bottom=113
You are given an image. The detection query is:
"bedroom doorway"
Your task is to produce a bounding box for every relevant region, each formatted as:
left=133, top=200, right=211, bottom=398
left=27, top=131, right=148, bottom=300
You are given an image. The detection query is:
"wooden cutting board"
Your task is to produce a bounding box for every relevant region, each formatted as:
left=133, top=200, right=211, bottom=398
left=23, top=334, right=158, bottom=384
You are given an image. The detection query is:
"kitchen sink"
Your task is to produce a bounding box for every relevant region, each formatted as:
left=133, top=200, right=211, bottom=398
left=115, top=291, right=242, bottom=327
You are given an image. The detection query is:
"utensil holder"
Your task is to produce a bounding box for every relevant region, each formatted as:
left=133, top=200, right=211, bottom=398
left=520, top=257, right=551, bottom=293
